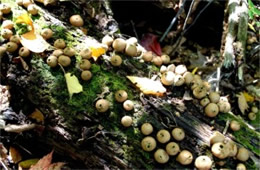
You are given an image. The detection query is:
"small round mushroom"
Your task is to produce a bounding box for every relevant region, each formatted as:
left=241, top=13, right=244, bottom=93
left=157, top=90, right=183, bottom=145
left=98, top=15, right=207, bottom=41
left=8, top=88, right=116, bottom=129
left=1, top=29, right=13, bottom=40
left=209, top=92, right=220, bottom=103
left=152, top=56, right=163, bottom=66
left=141, top=136, right=157, bottom=152
left=172, top=127, right=185, bottom=141
left=210, top=131, right=225, bottom=145
left=79, top=59, right=91, bottom=70
left=167, top=64, right=175, bottom=72
left=81, top=70, right=92, bottom=81
left=183, top=71, right=193, bottom=85
left=52, top=49, right=63, bottom=57
left=112, top=38, right=126, bottom=52
left=200, top=98, right=210, bottom=107
left=110, top=55, right=122, bottom=66
left=54, top=39, right=66, bottom=49
left=22, top=0, right=33, bottom=8
left=102, top=35, right=114, bottom=46
left=95, top=99, right=109, bottom=112
left=161, top=54, right=170, bottom=64
left=236, top=163, right=247, bottom=170
left=248, top=112, right=256, bottom=120
left=176, top=150, right=193, bottom=165
left=225, top=139, right=238, bottom=157
left=0, top=11, right=2, bottom=20
left=154, top=149, right=169, bottom=164
left=142, top=51, right=153, bottom=62
left=6, top=42, right=18, bottom=53
left=41, top=28, right=53, bottom=40
left=160, top=65, right=167, bottom=73
left=123, top=100, right=134, bottom=111
left=217, top=101, right=231, bottom=113
left=115, top=90, right=128, bottom=103
left=126, top=37, right=138, bottom=45
left=161, top=71, right=175, bottom=86
left=69, top=15, right=84, bottom=27
left=175, top=64, right=187, bottom=75
left=10, top=35, right=21, bottom=44
left=211, top=142, right=230, bottom=159
left=156, top=129, right=171, bottom=144
left=16, top=0, right=23, bottom=6
left=27, top=4, right=38, bottom=15
left=46, top=55, right=58, bottom=68
left=193, top=85, right=207, bottom=99
left=205, top=103, right=219, bottom=117
left=63, top=47, right=76, bottom=57
left=195, top=155, right=212, bottom=170
left=2, top=20, right=14, bottom=30
left=121, top=115, right=133, bottom=127
left=230, top=120, right=240, bottom=131
left=80, top=48, right=92, bottom=59
left=141, top=123, right=153, bottom=135
left=19, top=47, right=30, bottom=57
left=0, top=46, right=7, bottom=57
left=236, top=147, right=249, bottom=162
left=191, top=78, right=203, bottom=90
left=165, top=142, right=180, bottom=156
left=251, top=106, right=258, bottom=113
left=58, top=55, right=71, bottom=67
left=173, top=75, right=185, bottom=86
left=0, top=3, right=11, bottom=14
left=125, top=43, right=137, bottom=57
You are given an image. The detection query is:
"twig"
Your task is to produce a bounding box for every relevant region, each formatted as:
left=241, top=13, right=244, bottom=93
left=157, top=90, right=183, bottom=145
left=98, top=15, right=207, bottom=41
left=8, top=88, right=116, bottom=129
left=0, top=160, right=8, bottom=170
left=182, top=0, right=196, bottom=31
left=4, top=124, right=36, bottom=133
left=130, top=20, right=139, bottom=40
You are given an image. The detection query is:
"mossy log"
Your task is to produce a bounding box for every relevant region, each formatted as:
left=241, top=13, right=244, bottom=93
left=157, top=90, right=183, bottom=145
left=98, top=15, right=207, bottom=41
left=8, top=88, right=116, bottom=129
left=0, top=0, right=259, bottom=169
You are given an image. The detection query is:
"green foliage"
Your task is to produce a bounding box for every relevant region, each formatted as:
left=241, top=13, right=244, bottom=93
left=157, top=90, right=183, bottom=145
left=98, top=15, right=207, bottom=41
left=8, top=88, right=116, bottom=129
left=248, top=0, right=260, bottom=19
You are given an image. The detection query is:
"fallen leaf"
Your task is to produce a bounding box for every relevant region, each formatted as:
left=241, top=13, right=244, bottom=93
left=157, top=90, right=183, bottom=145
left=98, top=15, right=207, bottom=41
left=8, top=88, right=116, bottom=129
left=0, top=143, right=8, bottom=159
left=48, top=162, right=66, bottom=170
left=65, top=73, right=83, bottom=99
left=192, top=67, right=198, bottom=75
left=29, top=109, right=44, bottom=124
left=19, top=56, right=29, bottom=71
left=89, top=47, right=106, bottom=61
left=248, top=23, right=256, bottom=32
left=140, top=33, right=162, bottom=56
left=242, top=92, right=255, bottom=102
left=10, top=146, right=22, bottom=164
left=237, top=92, right=249, bottom=114
left=127, top=76, right=166, bottom=96
left=19, top=159, right=39, bottom=169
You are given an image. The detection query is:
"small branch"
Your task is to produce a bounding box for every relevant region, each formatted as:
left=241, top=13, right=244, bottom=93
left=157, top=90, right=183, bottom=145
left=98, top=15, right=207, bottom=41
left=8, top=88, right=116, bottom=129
left=4, top=123, right=36, bottom=133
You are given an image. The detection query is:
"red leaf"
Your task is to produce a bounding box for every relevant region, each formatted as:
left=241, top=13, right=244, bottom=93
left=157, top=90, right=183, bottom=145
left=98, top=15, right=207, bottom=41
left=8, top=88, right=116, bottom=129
left=140, top=33, right=162, bottom=56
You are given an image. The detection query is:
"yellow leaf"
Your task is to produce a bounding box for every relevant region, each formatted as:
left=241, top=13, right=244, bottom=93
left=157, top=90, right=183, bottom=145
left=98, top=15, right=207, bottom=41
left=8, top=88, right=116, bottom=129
left=20, top=34, right=49, bottom=53
left=248, top=23, right=256, bottom=32
left=242, top=91, right=254, bottom=102
left=237, top=92, right=249, bottom=115
left=65, top=73, right=83, bottom=99
left=127, top=76, right=166, bottom=96
left=29, top=109, right=44, bottom=124
left=19, top=159, right=39, bottom=169
left=89, top=47, right=106, bottom=61
left=16, top=13, right=34, bottom=29
left=192, top=67, right=198, bottom=75
left=9, top=146, right=22, bottom=164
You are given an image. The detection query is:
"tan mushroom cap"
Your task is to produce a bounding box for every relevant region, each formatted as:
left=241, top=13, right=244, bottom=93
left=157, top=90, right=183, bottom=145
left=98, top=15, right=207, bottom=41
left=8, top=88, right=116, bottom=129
left=176, top=150, right=193, bottom=165
left=141, top=136, right=156, bottom=152
left=141, top=123, right=153, bottom=135
left=154, top=149, right=169, bottom=164
left=195, top=155, right=212, bottom=170
left=156, top=129, right=171, bottom=144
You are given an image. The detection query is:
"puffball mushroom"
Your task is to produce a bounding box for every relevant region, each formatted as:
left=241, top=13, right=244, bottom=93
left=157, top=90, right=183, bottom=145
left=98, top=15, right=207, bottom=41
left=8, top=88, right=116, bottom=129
left=156, top=129, right=171, bottom=144
left=193, top=85, right=207, bottom=99
left=58, top=55, right=71, bottom=67
left=54, top=39, right=66, bottom=49
left=80, top=48, right=92, bottom=59
left=2, top=20, right=14, bottom=30
left=1, top=29, right=13, bottom=39
left=217, top=101, right=231, bottom=113
left=141, top=123, right=153, bottom=135
left=211, top=142, right=230, bottom=159
left=161, top=71, right=175, bottom=86
left=115, top=90, right=128, bottom=103
left=251, top=106, right=258, bottom=113
left=69, top=15, right=84, bottom=27
left=121, top=115, right=133, bottom=127
left=23, top=0, right=33, bottom=8
left=152, top=56, right=163, bottom=66
left=205, top=103, right=219, bottom=117
left=209, top=92, right=220, bottom=103
left=0, top=46, right=7, bottom=57
left=63, top=47, right=76, bottom=57
left=175, top=64, right=187, bottom=75
left=225, top=139, right=238, bottom=157
left=41, top=28, right=53, bottom=40
left=46, top=56, right=58, bottom=68
left=19, top=47, right=30, bottom=57
left=52, top=49, right=63, bottom=57
left=172, top=127, right=185, bottom=141
left=6, top=42, right=18, bottom=53
left=183, top=71, right=193, bottom=85
left=141, top=136, right=156, bottom=152
left=166, top=142, right=180, bottom=156
left=125, top=43, right=137, bottom=57
left=230, top=120, right=240, bottom=131
left=123, top=100, right=134, bottom=111
left=160, top=65, right=167, bottom=73
left=102, top=35, right=114, bottom=46
left=200, top=98, right=210, bottom=107
left=126, top=37, right=138, bottom=45
left=142, top=51, right=153, bottom=62
left=112, top=38, right=126, bottom=52
left=110, top=55, right=122, bottom=66
left=161, top=54, right=170, bottom=64
left=79, top=59, right=91, bottom=70
left=236, top=147, right=249, bottom=162
left=27, top=4, right=38, bottom=15
left=236, top=163, right=247, bottom=170
left=195, top=155, right=212, bottom=170
left=248, top=112, right=256, bottom=120
left=210, top=131, right=225, bottom=145
left=16, top=0, right=23, bottom=6
left=154, top=149, right=169, bottom=164
left=95, top=99, right=110, bottom=112
left=0, top=3, right=11, bottom=14
left=10, top=35, right=21, bottom=44
left=81, top=70, right=92, bottom=81
left=191, top=78, right=203, bottom=90
left=176, top=150, right=193, bottom=165
left=167, top=64, right=175, bottom=72
left=173, top=75, right=185, bottom=86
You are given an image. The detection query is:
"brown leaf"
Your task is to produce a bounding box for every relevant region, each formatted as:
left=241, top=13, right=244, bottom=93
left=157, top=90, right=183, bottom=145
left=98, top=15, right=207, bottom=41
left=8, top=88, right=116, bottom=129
left=48, top=162, right=66, bottom=170
left=9, top=146, right=22, bottom=164
left=29, top=109, right=44, bottom=124
left=30, top=150, right=53, bottom=170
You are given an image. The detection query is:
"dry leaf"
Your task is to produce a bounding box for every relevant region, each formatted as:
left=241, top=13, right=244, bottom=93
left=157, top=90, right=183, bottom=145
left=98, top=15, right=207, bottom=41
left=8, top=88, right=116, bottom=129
left=19, top=159, right=39, bottom=169
left=19, top=56, right=29, bottom=71
left=29, top=109, right=44, bottom=124
left=89, top=47, right=106, bottom=61
left=242, top=91, right=255, bottom=102
left=48, top=162, right=66, bottom=170
left=65, top=73, right=83, bottom=99
left=127, top=76, right=166, bottom=96
left=237, top=92, right=249, bottom=114
left=192, top=67, right=198, bottom=75
left=9, top=146, right=22, bottom=164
